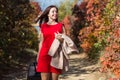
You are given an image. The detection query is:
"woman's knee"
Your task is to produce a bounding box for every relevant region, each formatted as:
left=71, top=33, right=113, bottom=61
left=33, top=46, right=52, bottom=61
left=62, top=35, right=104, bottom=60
left=52, top=73, right=59, bottom=80
left=41, top=73, right=50, bottom=80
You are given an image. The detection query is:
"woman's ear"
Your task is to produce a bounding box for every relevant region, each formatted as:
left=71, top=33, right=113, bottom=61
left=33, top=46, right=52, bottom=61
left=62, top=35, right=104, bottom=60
left=48, top=13, right=50, bottom=17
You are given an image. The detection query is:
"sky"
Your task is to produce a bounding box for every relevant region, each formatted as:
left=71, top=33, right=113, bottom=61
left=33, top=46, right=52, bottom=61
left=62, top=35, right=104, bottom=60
left=35, top=0, right=83, bottom=11
left=35, top=0, right=64, bottom=11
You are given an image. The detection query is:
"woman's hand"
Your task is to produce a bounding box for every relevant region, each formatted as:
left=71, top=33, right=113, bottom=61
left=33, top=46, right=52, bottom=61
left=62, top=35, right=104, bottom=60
left=54, top=32, right=64, bottom=43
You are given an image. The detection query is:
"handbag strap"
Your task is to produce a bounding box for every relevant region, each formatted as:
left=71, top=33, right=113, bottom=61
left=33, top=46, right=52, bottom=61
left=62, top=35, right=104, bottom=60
left=33, top=62, right=37, bottom=71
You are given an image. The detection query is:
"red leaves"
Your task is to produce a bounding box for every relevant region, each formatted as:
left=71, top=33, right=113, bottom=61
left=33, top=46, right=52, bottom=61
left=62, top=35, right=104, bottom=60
left=86, top=7, right=94, bottom=15
left=77, top=0, right=120, bottom=78
left=62, top=15, right=71, bottom=36
left=80, top=41, right=91, bottom=53
left=79, top=1, right=87, bottom=12
left=85, top=0, right=104, bottom=23
left=78, top=27, right=93, bottom=42
left=30, top=2, right=41, bottom=14
left=114, top=28, right=120, bottom=37
left=109, top=78, right=120, bottom=80
left=100, top=44, right=120, bottom=78
left=86, top=0, right=94, bottom=8
left=99, top=2, right=120, bottom=77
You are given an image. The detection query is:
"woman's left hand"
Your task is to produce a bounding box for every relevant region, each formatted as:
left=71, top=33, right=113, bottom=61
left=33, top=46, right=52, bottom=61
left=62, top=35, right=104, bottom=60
left=54, top=32, right=64, bottom=43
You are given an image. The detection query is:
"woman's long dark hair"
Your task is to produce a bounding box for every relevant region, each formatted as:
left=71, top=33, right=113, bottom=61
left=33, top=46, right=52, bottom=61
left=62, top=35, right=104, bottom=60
left=37, top=5, right=58, bottom=27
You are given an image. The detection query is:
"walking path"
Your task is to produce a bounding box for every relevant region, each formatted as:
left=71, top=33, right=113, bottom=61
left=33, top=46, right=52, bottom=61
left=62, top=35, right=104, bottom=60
left=3, top=53, right=105, bottom=80
left=59, top=53, right=101, bottom=80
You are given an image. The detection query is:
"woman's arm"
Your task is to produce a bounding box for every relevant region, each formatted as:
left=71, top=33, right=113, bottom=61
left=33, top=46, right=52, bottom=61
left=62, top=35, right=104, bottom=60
left=37, top=30, right=43, bottom=61
left=38, top=32, right=43, bottom=49
left=55, top=26, right=66, bottom=43
left=62, top=26, right=66, bottom=34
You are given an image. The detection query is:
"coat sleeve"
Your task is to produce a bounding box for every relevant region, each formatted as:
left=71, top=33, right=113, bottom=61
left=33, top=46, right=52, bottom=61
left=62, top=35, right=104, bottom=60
left=48, top=38, right=60, bottom=56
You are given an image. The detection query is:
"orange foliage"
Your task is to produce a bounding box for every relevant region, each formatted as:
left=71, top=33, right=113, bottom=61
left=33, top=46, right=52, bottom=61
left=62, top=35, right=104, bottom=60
left=100, top=10, right=120, bottom=78
left=30, top=1, right=42, bottom=15
left=62, top=15, right=71, bottom=27
left=80, top=41, right=91, bottom=53
left=86, top=0, right=94, bottom=8
left=76, top=0, right=120, bottom=78
left=79, top=1, right=87, bottom=12
left=62, top=15, right=71, bottom=36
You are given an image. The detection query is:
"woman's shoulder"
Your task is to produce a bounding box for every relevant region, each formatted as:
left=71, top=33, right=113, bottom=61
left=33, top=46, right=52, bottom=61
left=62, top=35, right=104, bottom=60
left=41, top=23, right=46, bottom=26
left=40, top=23, right=48, bottom=28
left=58, top=22, right=63, bottom=25
left=57, top=22, right=64, bottom=27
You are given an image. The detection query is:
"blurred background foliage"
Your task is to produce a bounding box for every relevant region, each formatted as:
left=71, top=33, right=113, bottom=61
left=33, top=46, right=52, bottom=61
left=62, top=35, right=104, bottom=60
left=58, top=0, right=78, bottom=21
left=61, top=0, right=120, bottom=78
left=0, top=0, right=41, bottom=77
left=70, top=0, right=120, bottom=78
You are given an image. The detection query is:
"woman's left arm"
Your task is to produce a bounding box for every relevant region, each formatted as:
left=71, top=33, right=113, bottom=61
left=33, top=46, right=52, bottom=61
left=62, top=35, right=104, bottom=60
left=55, top=25, right=66, bottom=43
left=62, top=25, right=66, bottom=34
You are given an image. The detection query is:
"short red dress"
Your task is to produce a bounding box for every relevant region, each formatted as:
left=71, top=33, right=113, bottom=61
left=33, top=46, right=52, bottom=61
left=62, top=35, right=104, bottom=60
left=36, top=22, right=63, bottom=74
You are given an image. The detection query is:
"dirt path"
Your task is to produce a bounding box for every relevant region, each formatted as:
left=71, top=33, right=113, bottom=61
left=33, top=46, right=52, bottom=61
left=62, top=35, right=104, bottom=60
left=59, top=53, right=101, bottom=80
left=2, top=53, right=104, bottom=80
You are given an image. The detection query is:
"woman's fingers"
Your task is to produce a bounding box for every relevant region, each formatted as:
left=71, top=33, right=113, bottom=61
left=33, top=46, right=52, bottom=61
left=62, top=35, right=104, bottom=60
left=54, top=32, right=61, bottom=39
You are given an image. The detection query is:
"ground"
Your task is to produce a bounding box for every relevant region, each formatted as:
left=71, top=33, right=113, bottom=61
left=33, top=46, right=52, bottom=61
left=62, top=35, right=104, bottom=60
left=59, top=53, right=101, bottom=80
left=2, top=53, right=109, bottom=80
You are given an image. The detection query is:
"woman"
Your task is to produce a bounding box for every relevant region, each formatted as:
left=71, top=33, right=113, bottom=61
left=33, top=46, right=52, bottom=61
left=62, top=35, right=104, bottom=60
left=36, top=5, right=64, bottom=80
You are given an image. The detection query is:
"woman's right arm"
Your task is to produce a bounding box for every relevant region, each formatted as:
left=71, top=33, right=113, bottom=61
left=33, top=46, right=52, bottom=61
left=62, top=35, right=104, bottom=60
left=38, top=31, right=43, bottom=49
left=37, top=30, right=43, bottom=61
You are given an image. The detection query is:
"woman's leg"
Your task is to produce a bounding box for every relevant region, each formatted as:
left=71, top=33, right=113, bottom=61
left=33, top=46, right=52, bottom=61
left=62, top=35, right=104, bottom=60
left=41, top=73, right=50, bottom=80
left=52, top=73, right=59, bottom=80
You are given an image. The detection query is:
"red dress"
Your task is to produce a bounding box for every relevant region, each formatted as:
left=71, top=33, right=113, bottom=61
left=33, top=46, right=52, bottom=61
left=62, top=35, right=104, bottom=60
left=36, top=22, right=63, bottom=74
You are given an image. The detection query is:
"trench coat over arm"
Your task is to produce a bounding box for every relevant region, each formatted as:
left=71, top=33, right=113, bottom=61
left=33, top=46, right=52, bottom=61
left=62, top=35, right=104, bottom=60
left=48, top=33, right=79, bottom=72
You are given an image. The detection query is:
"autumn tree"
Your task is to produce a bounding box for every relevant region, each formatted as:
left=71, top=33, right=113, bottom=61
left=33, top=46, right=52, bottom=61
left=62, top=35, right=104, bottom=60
left=0, top=0, right=41, bottom=77
left=58, top=0, right=78, bottom=21
left=71, top=0, right=120, bottom=78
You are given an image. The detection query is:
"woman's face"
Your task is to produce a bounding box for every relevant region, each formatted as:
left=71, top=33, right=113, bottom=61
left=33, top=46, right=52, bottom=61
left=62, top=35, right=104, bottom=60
left=48, top=7, right=58, bottom=21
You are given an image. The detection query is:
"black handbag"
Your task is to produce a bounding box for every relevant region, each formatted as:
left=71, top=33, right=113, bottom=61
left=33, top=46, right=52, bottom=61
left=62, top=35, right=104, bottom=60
left=27, top=62, right=41, bottom=80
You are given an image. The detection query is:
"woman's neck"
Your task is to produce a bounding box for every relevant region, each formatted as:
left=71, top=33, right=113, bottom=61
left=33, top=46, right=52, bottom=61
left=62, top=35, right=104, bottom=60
left=47, top=19, right=57, bottom=25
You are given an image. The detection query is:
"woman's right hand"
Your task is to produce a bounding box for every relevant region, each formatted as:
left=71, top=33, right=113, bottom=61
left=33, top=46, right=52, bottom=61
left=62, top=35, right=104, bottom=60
left=54, top=32, right=64, bottom=43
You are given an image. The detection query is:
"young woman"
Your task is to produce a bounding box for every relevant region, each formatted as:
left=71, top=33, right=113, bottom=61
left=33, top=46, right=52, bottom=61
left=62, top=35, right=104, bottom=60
left=36, top=5, right=64, bottom=80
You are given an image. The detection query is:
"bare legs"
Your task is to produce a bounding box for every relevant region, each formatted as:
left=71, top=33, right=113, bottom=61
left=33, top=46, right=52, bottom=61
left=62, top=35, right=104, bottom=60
left=41, top=73, right=50, bottom=80
left=41, top=73, right=59, bottom=80
left=52, top=73, right=59, bottom=80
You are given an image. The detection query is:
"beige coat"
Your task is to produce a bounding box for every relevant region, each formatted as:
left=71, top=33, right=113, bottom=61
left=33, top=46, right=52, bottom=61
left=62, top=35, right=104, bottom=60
left=48, top=34, right=79, bottom=72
